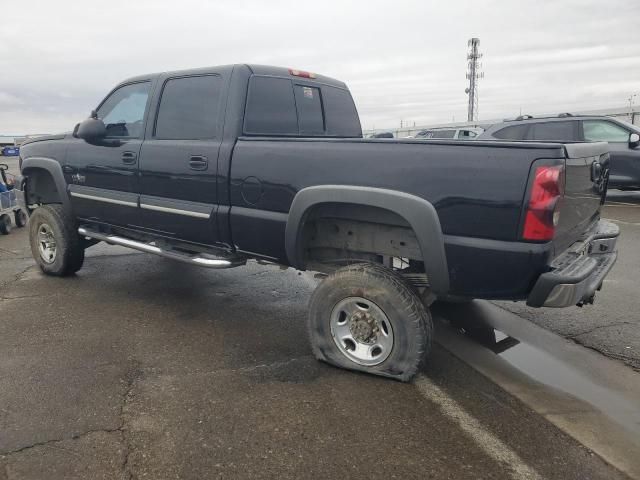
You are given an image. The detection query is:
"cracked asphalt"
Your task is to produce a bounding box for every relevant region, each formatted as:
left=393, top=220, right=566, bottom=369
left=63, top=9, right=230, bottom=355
left=0, top=156, right=637, bottom=479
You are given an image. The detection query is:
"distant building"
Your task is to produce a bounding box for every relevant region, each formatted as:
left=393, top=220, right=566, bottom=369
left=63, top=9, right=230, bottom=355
left=0, top=136, right=17, bottom=147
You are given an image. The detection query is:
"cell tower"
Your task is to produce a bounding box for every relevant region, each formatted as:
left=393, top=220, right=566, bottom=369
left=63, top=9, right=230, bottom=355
left=465, top=38, right=484, bottom=122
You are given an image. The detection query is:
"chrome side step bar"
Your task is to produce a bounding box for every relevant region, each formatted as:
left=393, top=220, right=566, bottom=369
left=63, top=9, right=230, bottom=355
left=78, top=227, right=245, bottom=269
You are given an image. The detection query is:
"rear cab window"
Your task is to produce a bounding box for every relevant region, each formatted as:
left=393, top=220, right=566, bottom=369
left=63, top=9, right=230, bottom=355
left=293, top=85, right=324, bottom=134
left=243, top=75, right=361, bottom=137
left=321, top=85, right=360, bottom=137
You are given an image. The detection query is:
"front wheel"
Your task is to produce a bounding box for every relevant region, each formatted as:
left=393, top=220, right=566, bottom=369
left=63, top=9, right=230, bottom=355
left=308, top=263, right=432, bottom=382
left=28, top=205, right=85, bottom=276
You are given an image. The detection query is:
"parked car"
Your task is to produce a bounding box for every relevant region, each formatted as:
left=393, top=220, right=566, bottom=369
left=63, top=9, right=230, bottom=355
left=414, top=127, right=483, bottom=140
left=1, top=146, right=20, bottom=156
left=16, top=64, right=618, bottom=381
left=479, top=114, right=640, bottom=190
left=368, top=132, right=394, bottom=138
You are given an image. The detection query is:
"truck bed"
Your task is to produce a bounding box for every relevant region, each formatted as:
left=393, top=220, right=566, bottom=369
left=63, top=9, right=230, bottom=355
left=226, top=137, right=608, bottom=299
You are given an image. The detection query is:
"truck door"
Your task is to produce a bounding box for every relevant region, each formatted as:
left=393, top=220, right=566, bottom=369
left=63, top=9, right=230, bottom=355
left=65, top=81, right=152, bottom=227
left=136, top=73, right=225, bottom=246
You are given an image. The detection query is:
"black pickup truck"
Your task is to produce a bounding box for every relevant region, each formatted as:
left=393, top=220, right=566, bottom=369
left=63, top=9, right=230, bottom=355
left=16, top=64, right=619, bottom=381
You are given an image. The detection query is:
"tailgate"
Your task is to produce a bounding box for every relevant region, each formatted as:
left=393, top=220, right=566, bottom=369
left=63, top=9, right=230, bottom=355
left=554, top=142, right=609, bottom=254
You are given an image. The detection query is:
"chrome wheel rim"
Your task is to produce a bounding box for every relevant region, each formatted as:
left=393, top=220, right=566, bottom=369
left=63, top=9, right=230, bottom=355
left=330, top=297, right=394, bottom=366
left=37, top=223, right=57, bottom=264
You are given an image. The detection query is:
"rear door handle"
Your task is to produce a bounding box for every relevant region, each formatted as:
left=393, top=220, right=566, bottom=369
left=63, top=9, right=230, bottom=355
left=189, top=155, right=208, bottom=171
left=122, top=151, right=137, bottom=165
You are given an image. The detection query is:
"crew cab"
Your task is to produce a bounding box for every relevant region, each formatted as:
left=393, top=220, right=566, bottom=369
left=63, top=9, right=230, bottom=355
left=15, top=64, right=619, bottom=381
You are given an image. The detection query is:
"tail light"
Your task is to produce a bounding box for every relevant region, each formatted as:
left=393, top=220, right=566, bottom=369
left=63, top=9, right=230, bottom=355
left=289, top=68, right=316, bottom=79
left=522, top=164, right=565, bottom=241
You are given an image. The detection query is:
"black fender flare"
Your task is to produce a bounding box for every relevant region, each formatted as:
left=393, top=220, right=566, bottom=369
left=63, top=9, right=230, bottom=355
left=20, top=157, right=72, bottom=212
left=285, top=185, right=450, bottom=294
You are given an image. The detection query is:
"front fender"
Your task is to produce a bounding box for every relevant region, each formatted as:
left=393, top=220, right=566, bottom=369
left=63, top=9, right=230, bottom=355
left=20, top=157, right=72, bottom=212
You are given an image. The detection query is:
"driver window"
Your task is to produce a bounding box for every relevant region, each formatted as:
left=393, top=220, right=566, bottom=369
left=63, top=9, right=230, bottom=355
left=583, top=120, right=629, bottom=143
left=97, top=82, right=151, bottom=138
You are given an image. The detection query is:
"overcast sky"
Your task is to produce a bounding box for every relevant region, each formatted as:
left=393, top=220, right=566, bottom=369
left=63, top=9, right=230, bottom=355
left=1, top=0, right=639, bottom=134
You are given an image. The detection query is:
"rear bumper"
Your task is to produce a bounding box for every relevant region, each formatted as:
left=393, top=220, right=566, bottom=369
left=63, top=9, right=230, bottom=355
left=527, top=220, right=619, bottom=308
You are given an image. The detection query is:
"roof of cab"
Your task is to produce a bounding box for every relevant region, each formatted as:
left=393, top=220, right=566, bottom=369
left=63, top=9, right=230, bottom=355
left=119, top=64, right=347, bottom=89
left=246, top=64, right=347, bottom=89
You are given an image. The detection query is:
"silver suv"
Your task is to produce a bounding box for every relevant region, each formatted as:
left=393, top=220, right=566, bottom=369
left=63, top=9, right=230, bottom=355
left=479, top=114, right=640, bottom=190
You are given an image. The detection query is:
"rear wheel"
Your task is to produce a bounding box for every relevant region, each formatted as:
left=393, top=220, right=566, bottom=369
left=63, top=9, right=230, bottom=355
left=0, top=214, right=11, bottom=235
left=308, top=263, right=432, bottom=382
left=14, top=209, right=27, bottom=228
left=29, top=205, right=85, bottom=276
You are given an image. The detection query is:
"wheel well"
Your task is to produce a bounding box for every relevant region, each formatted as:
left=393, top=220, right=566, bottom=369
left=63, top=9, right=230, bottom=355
left=300, top=202, right=425, bottom=275
left=23, top=168, right=62, bottom=205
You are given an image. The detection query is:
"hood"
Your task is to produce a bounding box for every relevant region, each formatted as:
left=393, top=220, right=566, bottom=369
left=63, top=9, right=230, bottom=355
left=20, top=133, right=69, bottom=146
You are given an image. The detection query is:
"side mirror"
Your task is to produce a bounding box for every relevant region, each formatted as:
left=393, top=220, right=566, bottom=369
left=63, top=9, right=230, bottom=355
left=629, top=133, right=640, bottom=149
left=75, top=117, right=106, bottom=141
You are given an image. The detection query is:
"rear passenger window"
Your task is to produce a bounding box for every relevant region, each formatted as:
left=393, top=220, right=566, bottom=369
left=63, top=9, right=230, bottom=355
left=155, top=75, right=222, bottom=140
left=530, top=121, right=577, bottom=141
left=244, top=77, right=298, bottom=135
left=294, top=85, right=324, bottom=134
left=493, top=124, right=529, bottom=140
left=322, top=86, right=362, bottom=137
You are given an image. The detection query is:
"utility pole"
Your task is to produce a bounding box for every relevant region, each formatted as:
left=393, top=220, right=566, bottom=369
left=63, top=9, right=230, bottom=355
left=465, top=38, right=484, bottom=122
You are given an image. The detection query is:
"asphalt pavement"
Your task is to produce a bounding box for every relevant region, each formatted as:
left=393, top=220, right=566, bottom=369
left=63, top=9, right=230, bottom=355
left=0, top=155, right=638, bottom=479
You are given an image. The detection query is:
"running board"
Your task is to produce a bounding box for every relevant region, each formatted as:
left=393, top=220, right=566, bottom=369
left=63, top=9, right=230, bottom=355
left=78, top=227, right=245, bottom=269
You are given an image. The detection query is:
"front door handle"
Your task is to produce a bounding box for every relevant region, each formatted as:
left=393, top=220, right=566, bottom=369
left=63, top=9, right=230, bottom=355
left=189, top=155, right=208, bottom=171
left=122, top=151, right=137, bottom=165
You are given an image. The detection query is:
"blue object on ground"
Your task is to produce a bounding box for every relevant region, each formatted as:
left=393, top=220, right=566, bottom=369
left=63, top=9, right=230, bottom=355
left=1, top=146, right=19, bottom=156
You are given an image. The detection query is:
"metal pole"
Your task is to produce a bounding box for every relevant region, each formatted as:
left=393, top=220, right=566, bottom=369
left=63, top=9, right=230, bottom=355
left=466, top=38, right=483, bottom=122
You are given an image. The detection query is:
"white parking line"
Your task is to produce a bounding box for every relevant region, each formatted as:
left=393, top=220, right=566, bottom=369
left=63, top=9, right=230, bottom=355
left=604, top=202, right=640, bottom=207
left=608, top=218, right=640, bottom=226
left=414, top=375, right=543, bottom=480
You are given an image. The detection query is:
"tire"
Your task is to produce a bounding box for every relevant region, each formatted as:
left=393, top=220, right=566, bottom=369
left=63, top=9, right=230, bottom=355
left=308, top=262, right=432, bottom=382
left=0, top=214, right=11, bottom=235
left=28, top=204, right=85, bottom=276
left=14, top=209, right=27, bottom=228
